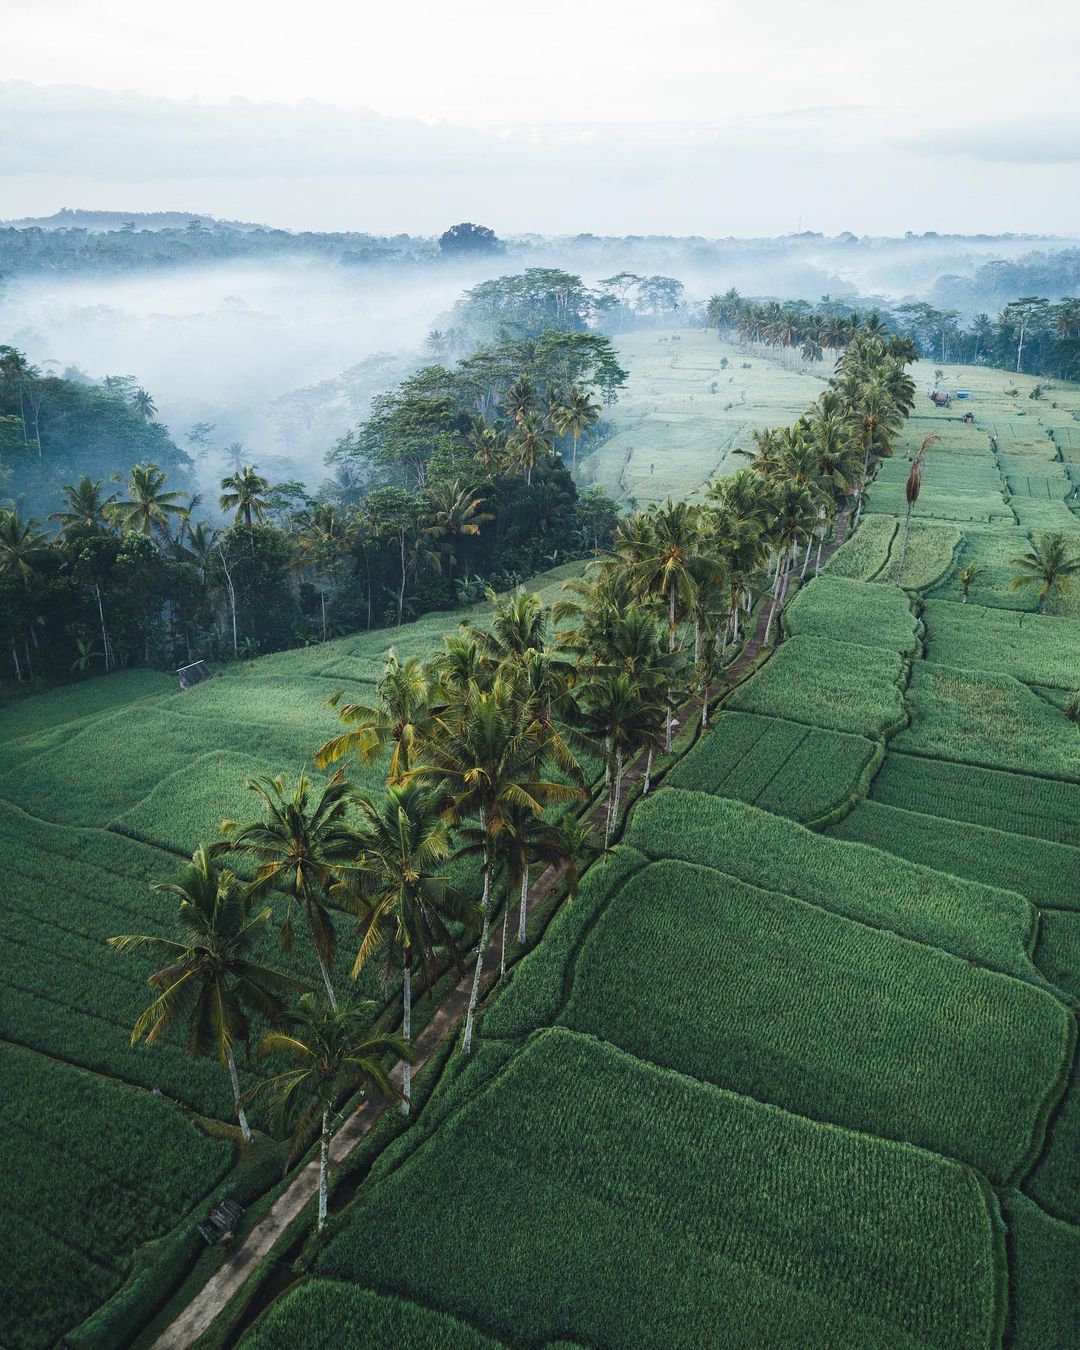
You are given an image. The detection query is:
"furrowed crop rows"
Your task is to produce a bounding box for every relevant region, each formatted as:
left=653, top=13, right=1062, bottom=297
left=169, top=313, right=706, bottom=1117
left=665, top=711, right=878, bottom=822
left=318, top=1029, right=1005, bottom=1350
left=628, top=791, right=1045, bottom=984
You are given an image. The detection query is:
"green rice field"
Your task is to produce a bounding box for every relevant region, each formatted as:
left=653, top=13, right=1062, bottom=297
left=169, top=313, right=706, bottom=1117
left=5, top=346, right=1080, bottom=1348
left=263, top=355, right=1080, bottom=1350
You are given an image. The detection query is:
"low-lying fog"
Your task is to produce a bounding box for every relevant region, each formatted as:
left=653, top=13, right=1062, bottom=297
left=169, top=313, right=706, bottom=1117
left=3, top=231, right=1076, bottom=496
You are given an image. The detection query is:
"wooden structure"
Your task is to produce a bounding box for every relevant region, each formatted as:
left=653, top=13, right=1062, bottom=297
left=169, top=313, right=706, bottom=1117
left=197, top=1199, right=244, bottom=1245
left=176, top=660, right=212, bottom=691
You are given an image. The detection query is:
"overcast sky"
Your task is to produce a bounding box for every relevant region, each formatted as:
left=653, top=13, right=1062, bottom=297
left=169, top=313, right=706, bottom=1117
left=3, top=0, right=1079, bottom=235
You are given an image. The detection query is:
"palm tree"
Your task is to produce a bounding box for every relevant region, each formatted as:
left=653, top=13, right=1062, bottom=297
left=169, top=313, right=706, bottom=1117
left=108, top=462, right=189, bottom=539
left=501, top=808, right=592, bottom=956
left=244, top=994, right=407, bottom=1230
left=895, top=434, right=940, bottom=585
left=219, top=773, right=360, bottom=1007
left=509, top=412, right=551, bottom=485
left=503, top=373, right=535, bottom=425
left=108, top=846, right=304, bottom=1143
left=220, top=465, right=270, bottom=527
left=1011, top=533, right=1080, bottom=614
left=467, top=420, right=509, bottom=476
left=294, top=503, right=346, bottom=642
left=552, top=385, right=601, bottom=480
left=131, top=388, right=157, bottom=421
left=49, top=476, right=117, bottom=536
left=415, top=678, right=583, bottom=1052
left=0, top=508, right=52, bottom=584
left=618, top=500, right=701, bottom=749
left=580, top=672, right=665, bottom=846
left=763, top=481, right=818, bottom=644
left=348, top=783, right=469, bottom=1113
left=958, top=563, right=983, bottom=603
left=315, top=651, right=434, bottom=784
left=421, top=481, right=492, bottom=587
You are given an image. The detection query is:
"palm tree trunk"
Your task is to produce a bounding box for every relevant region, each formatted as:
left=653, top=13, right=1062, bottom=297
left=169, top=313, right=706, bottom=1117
left=643, top=746, right=654, bottom=795
left=517, top=867, right=529, bottom=946
left=318, top=1110, right=330, bottom=1232
left=462, top=810, right=492, bottom=1055
left=814, top=532, right=825, bottom=577
left=398, top=529, right=406, bottom=626
left=799, top=534, right=814, bottom=580
left=895, top=505, right=913, bottom=585
left=225, top=1045, right=253, bottom=1144
left=217, top=548, right=239, bottom=655
left=500, top=896, right=508, bottom=979
left=10, top=638, right=21, bottom=682
left=611, top=748, right=624, bottom=832
left=401, top=955, right=412, bottom=1116
left=95, top=584, right=114, bottom=672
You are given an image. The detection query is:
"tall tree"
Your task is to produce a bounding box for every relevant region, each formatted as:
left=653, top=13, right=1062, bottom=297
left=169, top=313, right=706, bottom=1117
left=552, top=386, right=601, bottom=480
left=244, top=994, right=407, bottom=1230
left=315, top=651, right=434, bottom=784
left=1010, top=533, right=1080, bottom=614
left=220, top=465, right=271, bottom=527
left=108, top=845, right=303, bottom=1143
left=415, top=678, right=582, bottom=1052
left=219, top=772, right=359, bottom=1007
left=109, top=462, right=189, bottom=539
left=348, top=783, right=469, bottom=1113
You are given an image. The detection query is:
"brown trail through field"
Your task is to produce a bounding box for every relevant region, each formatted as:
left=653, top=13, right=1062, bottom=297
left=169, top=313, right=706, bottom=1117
left=152, top=510, right=850, bottom=1349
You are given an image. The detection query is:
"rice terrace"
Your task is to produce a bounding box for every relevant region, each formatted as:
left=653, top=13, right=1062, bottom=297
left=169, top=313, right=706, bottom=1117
left=4, top=10, right=1080, bottom=1340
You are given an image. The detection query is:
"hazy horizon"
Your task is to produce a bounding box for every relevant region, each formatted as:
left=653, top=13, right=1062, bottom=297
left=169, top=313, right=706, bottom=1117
left=3, top=0, right=1079, bottom=237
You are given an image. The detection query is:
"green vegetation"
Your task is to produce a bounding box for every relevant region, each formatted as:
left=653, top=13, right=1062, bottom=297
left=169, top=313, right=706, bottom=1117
left=922, top=599, right=1080, bottom=687
left=728, top=635, right=906, bottom=737
left=320, top=1028, right=1005, bottom=1350
left=666, top=711, right=878, bottom=821
left=244, top=1282, right=501, bottom=1349
left=871, top=750, right=1080, bottom=843
left=828, top=800, right=1080, bottom=914
left=1001, top=1193, right=1080, bottom=1350
left=513, top=859, right=1067, bottom=1177
left=893, top=662, right=1080, bottom=782
left=11, top=293, right=1080, bottom=1350
left=783, top=573, right=919, bottom=651
left=629, top=791, right=1044, bottom=982
left=0, top=1042, right=233, bottom=1350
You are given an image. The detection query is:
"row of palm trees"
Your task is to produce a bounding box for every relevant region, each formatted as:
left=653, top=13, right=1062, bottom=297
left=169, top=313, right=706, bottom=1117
left=705, top=293, right=920, bottom=372
left=107, top=332, right=914, bottom=1227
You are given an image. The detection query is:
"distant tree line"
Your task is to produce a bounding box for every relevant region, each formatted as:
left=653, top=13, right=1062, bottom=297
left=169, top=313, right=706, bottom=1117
left=706, top=290, right=1080, bottom=380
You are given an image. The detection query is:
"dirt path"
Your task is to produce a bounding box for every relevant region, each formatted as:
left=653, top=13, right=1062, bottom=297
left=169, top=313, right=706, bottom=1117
left=153, top=798, right=622, bottom=1348
left=152, top=511, right=853, bottom=1349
